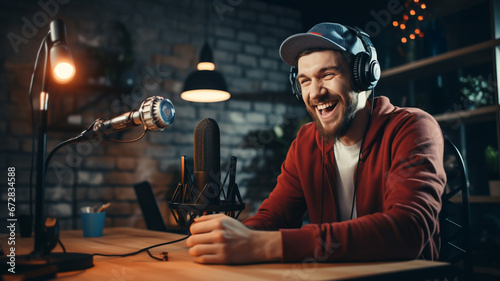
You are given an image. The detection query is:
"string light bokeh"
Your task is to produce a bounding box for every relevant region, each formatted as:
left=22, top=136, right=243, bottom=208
left=392, top=0, right=429, bottom=44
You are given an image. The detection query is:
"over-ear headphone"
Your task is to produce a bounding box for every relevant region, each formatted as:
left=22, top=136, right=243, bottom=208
left=289, top=25, right=381, bottom=101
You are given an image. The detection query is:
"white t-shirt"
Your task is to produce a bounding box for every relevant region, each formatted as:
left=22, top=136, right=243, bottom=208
left=333, top=139, right=362, bottom=221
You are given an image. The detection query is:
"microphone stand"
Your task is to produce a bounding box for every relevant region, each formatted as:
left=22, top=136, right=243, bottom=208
left=169, top=156, right=245, bottom=227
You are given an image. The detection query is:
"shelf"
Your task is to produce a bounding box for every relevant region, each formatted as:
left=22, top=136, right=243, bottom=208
left=450, top=195, right=500, bottom=203
left=474, top=266, right=500, bottom=276
left=433, top=105, right=500, bottom=125
left=380, top=38, right=500, bottom=83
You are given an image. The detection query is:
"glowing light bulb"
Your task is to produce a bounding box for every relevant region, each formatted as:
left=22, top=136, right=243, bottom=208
left=197, top=62, right=215, bottom=71
left=181, top=89, right=230, bottom=102
left=53, top=62, right=75, bottom=83
left=410, top=10, right=416, bottom=15
left=409, top=34, right=416, bottom=39
left=400, top=24, right=406, bottom=30
left=393, top=21, right=398, bottom=27
left=421, top=3, right=426, bottom=9
left=401, top=37, right=407, bottom=43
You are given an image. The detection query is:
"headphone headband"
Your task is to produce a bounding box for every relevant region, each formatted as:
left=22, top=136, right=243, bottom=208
left=289, top=24, right=380, bottom=101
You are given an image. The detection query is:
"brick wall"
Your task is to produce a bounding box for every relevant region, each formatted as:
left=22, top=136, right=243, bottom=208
left=0, top=0, right=308, bottom=232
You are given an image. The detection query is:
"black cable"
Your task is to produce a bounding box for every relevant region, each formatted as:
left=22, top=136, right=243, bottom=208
left=44, top=134, right=85, bottom=170
left=92, top=235, right=190, bottom=260
left=320, top=137, right=325, bottom=224
left=107, top=127, right=148, bottom=143
left=320, top=91, right=376, bottom=223
left=204, top=0, right=209, bottom=42
left=55, top=234, right=186, bottom=260
left=58, top=239, right=67, bottom=253
left=44, top=123, right=148, bottom=172
left=146, top=249, right=164, bottom=261
left=349, top=90, right=376, bottom=220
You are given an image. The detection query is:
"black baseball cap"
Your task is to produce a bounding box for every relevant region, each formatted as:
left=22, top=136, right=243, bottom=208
left=279, top=23, right=366, bottom=67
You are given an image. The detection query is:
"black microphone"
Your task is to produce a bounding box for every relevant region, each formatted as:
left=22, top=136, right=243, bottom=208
left=169, top=118, right=245, bottom=227
left=194, top=118, right=221, bottom=205
left=84, top=96, right=175, bottom=138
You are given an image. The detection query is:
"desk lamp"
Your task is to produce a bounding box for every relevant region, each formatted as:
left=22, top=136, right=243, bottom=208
left=1, top=19, right=95, bottom=276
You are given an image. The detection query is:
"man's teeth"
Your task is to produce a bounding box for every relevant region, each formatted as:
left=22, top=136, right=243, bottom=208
left=317, top=102, right=335, bottom=110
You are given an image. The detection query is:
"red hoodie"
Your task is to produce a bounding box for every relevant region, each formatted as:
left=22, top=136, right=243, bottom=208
left=243, top=96, right=446, bottom=262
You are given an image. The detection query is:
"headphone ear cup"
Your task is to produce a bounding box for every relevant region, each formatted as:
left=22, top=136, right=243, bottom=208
left=352, top=52, right=370, bottom=92
left=289, top=66, right=302, bottom=101
left=293, top=79, right=302, bottom=101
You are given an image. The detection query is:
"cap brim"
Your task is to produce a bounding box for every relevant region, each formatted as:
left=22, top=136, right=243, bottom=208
left=279, top=33, right=347, bottom=67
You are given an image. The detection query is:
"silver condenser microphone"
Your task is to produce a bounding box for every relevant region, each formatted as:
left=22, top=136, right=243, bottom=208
left=85, top=96, right=175, bottom=138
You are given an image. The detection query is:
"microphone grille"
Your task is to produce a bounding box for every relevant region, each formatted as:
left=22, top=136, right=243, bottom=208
left=140, top=96, right=175, bottom=131
left=194, top=118, right=220, bottom=174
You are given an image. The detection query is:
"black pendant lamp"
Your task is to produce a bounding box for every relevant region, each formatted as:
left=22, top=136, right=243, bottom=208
left=181, top=1, right=230, bottom=102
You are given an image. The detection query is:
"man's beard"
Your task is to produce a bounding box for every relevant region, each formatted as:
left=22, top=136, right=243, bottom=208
left=307, top=92, right=358, bottom=140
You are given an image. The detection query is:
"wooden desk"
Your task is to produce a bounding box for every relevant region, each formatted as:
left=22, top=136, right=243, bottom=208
left=2, top=227, right=451, bottom=280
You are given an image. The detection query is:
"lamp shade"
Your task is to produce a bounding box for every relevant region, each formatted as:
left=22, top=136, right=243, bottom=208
left=181, top=69, right=230, bottom=102
left=50, top=43, right=75, bottom=84
left=49, top=19, right=75, bottom=84
left=181, top=41, right=230, bottom=102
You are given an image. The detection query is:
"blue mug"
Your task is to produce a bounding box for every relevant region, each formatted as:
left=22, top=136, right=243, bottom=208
left=81, top=212, right=106, bottom=237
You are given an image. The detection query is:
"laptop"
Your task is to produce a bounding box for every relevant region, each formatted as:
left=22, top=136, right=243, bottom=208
left=133, top=181, right=168, bottom=232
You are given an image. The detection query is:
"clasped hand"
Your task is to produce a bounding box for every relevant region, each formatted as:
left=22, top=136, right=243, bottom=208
left=186, top=214, right=282, bottom=264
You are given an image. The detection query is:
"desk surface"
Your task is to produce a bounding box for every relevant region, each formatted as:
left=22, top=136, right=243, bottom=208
left=2, top=227, right=451, bottom=281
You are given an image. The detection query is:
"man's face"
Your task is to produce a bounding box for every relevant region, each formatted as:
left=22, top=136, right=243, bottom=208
left=296, top=50, right=358, bottom=140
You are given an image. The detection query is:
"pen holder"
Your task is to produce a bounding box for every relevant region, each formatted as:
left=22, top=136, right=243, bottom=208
left=81, top=212, right=106, bottom=237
